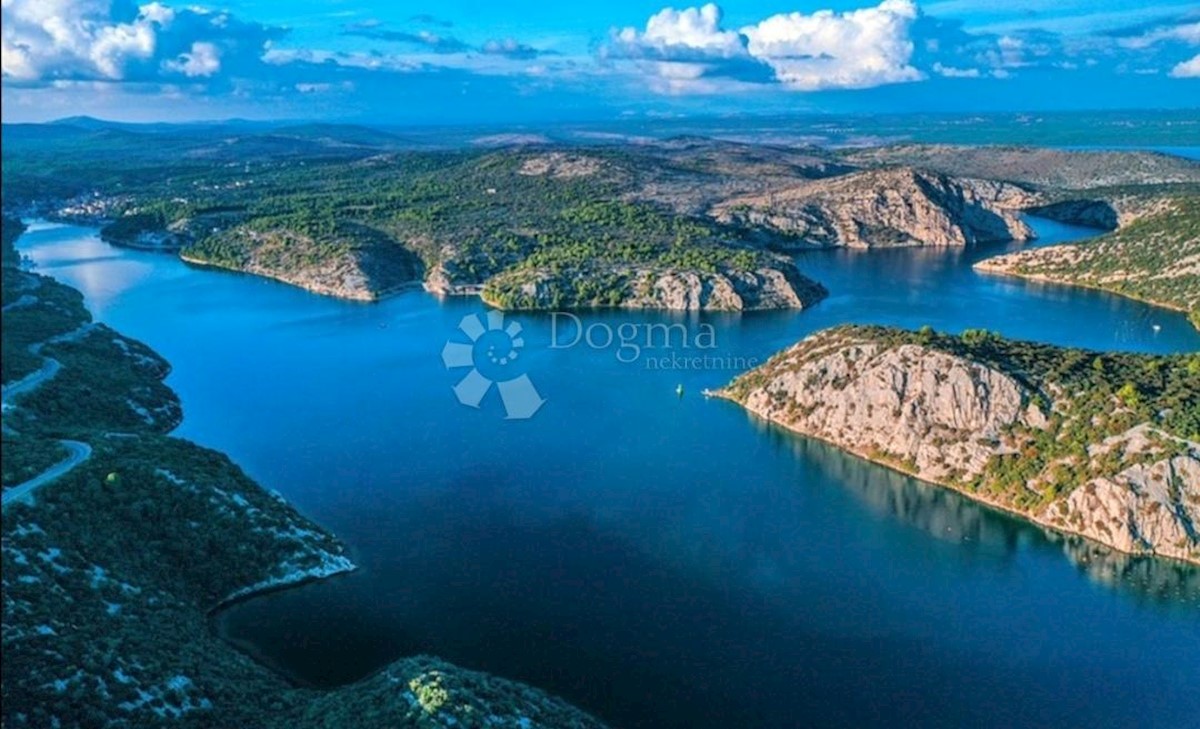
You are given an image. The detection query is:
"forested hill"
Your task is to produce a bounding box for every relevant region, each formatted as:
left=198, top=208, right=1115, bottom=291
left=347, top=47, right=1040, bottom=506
left=8, top=122, right=1196, bottom=315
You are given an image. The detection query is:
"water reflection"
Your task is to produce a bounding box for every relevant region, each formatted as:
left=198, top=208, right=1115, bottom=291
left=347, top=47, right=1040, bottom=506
left=749, top=414, right=1200, bottom=609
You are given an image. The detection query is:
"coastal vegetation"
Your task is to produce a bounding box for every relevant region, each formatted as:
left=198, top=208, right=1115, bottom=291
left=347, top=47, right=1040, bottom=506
left=976, top=196, right=1200, bottom=328
left=5, top=123, right=1198, bottom=318
left=1, top=436, right=67, bottom=489
left=723, top=325, right=1200, bottom=562
left=1, top=219, right=605, bottom=726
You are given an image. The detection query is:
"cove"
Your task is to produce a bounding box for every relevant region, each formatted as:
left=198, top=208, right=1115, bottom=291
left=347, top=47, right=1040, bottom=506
left=16, top=216, right=1200, bottom=729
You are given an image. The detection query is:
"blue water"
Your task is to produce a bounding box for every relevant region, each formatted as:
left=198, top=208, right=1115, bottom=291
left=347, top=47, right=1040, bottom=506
left=16, top=219, right=1200, bottom=729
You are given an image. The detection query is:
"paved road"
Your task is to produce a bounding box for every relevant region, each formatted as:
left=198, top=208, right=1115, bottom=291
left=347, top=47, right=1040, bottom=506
left=2, top=440, right=92, bottom=511
left=2, top=322, right=98, bottom=510
left=1, top=357, right=61, bottom=406
left=1, top=323, right=94, bottom=409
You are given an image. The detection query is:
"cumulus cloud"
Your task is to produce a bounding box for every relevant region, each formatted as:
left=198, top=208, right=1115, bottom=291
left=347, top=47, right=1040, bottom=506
left=604, top=4, right=773, bottom=92
left=1, top=0, right=282, bottom=86
left=608, top=0, right=924, bottom=92
left=615, top=4, right=746, bottom=58
left=742, top=0, right=922, bottom=90
left=163, top=41, right=220, bottom=77
left=1171, top=53, right=1200, bottom=77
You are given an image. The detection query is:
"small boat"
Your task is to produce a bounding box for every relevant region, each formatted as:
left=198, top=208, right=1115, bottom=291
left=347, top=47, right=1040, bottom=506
left=675, top=384, right=684, bottom=397
left=1152, top=324, right=1161, bottom=332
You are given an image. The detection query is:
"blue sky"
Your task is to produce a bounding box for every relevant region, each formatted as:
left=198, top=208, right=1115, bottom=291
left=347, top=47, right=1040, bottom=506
left=2, top=1, right=1197, bottom=123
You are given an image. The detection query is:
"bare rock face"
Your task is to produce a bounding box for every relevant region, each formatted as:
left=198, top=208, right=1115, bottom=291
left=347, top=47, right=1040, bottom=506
left=486, top=263, right=827, bottom=312
left=736, top=339, right=1033, bottom=482
left=630, top=266, right=827, bottom=311
left=518, top=152, right=605, bottom=179
left=1048, top=438, right=1200, bottom=563
left=712, top=168, right=1035, bottom=249
left=722, top=327, right=1200, bottom=564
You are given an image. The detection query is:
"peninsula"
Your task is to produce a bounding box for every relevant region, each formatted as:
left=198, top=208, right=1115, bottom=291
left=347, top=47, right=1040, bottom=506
left=717, top=325, right=1200, bottom=564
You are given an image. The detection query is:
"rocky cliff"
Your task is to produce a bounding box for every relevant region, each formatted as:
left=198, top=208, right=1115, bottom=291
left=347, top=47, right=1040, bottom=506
left=719, top=326, right=1200, bottom=563
left=480, top=261, right=827, bottom=312
left=712, top=168, right=1035, bottom=249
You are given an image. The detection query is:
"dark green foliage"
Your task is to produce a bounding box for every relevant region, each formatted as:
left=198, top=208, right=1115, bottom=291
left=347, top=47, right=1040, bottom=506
left=1, top=436, right=67, bottom=488
left=6, top=138, right=801, bottom=307
left=1, top=268, right=91, bottom=384
left=12, top=326, right=181, bottom=436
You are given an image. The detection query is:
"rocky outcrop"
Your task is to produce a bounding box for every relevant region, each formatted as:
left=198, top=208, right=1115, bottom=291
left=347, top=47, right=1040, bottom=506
left=482, top=263, right=827, bottom=312
left=727, top=336, right=1038, bottom=481
left=625, top=265, right=826, bottom=311
left=712, top=168, right=1036, bottom=249
left=1056, top=451, right=1199, bottom=560
left=719, top=326, right=1200, bottom=564
left=183, top=227, right=424, bottom=301
left=518, top=152, right=606, bottom=179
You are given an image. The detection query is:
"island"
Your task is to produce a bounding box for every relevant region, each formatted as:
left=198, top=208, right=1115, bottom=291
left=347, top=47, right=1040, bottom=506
left=1, top=215, right=605, bottom=727
left=715, top=324, right=1200, bottom=564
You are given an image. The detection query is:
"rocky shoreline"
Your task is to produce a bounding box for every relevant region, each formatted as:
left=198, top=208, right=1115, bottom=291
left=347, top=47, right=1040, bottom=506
left=718, top=326, right=1200, bottom=565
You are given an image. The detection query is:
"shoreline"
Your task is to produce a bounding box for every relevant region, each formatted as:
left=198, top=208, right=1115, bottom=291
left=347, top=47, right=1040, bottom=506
left=178, top=252, right=424, bottom=303
left=709, top=389, right=1200, bottom=567
left=207, top=565, right=362, bottom=690
left=973, top=260, right=1198, bottom=330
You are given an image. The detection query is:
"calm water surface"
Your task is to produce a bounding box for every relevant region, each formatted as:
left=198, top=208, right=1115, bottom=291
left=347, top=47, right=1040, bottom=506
left=17, top=217, right=1200, bottom=728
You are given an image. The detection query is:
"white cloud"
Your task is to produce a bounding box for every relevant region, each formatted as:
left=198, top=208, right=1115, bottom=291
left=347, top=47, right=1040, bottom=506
left=2, top=0, right=163, bottom=81
left=742, top=0, right=922, bottom=90
left=609, top=0, right=924, bottom=93
left=1117, top=21, right=1200, bottom=50
left=1170, top=52, right=1200, bottom=77
left=616, top=3, right=745, bottom=57
left=164, top=41, right=221, bottom=77
left=932, top=62, right=980, bottom=77
left=1, top=0, right=279, bottom=86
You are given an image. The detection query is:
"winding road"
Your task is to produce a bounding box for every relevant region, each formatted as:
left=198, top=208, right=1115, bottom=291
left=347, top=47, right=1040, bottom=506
left=0, top=356, right=61, bottom=405
left=2, top=323, right=96, bottom=511
left=1, top=440, right=92, bottom=511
